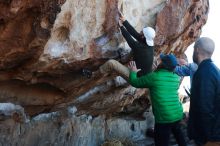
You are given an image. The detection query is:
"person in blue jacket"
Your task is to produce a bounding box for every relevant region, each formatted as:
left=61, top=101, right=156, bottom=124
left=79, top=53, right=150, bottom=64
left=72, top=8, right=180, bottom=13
left=188, top=37, right=220, bottom=146
left=175, top=55, right=198, bottom=96
left=175, top=60, right=198, bottom=85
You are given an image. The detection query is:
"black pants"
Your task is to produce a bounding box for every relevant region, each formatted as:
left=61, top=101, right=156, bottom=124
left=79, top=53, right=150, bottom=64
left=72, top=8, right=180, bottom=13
left=154, top=120, right=187, bottom=146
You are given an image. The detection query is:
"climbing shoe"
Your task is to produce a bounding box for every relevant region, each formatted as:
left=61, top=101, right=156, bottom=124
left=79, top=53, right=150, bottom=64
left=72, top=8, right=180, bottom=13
left=82, top=68, right=92, bottom=78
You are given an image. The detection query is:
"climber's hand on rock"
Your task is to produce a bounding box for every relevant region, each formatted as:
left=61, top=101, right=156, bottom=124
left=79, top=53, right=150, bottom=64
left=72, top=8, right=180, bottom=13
left=128, top=61, right=140, bottom=72
left=118, top=11, right=126, bottom=22
left=118, top=20, right=123, bottom=27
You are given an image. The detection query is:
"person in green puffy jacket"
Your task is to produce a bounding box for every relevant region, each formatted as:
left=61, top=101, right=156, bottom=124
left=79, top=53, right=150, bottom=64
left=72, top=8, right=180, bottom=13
left=129, top=54, right=186, bottom=146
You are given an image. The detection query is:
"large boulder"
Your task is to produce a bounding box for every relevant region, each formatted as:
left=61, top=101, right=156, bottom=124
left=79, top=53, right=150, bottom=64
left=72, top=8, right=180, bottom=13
left=0, top=0, right=209, bottom=116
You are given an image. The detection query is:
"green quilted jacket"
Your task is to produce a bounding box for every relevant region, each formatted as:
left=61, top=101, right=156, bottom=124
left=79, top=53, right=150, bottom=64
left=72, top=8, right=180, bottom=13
left=129, top=69, right=183, bottom=123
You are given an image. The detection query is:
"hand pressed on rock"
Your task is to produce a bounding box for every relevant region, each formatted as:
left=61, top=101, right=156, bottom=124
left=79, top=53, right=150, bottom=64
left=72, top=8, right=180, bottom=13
left=118, top=11, right=125, bottom=21
left=118, top=11, right=126, bottom=25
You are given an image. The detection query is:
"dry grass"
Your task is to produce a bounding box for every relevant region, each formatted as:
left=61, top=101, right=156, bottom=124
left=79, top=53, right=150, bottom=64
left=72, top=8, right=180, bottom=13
left=101, top=138, right=138, bottom=146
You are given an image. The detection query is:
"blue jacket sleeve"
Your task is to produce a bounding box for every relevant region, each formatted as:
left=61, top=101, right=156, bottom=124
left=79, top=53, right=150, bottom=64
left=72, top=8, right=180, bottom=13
left=175, top=65, right=191, bottom=76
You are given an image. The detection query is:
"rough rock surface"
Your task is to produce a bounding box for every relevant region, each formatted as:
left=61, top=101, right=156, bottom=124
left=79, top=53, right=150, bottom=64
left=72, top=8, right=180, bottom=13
left=0, top=0, right=208, bottom=145
left=0, top=0, right=209, bottom=116
left=0, top=103, right=196, bottom=146
left=155, top=0, right=209, bottom=55
left=0, top=110, right=154, bottom=146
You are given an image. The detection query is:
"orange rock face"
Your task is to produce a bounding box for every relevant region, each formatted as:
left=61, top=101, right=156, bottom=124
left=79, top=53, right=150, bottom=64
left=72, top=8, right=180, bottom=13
left=0, top=0, right=209, bottom=116
left=155, top=0, right=209, bottom=55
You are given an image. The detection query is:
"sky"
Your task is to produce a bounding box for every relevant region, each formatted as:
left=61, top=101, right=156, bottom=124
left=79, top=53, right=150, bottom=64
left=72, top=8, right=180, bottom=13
left=185, top=0, right=220, bottom=65
left=179, top=0, right=220, bottom=94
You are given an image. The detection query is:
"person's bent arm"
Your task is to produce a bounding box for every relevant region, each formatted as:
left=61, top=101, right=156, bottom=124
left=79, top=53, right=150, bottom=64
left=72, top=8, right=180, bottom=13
left=175, top=64, right=191, bottom=76
left=122, top=20, right=142, bottom=42
left=129, top=71, right=154, bottom=88
left=119, top=11, right=142, bottom=42
left=120, top=26, right=137, bottom=48
left=128, top=61, right=153, bottom=88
